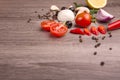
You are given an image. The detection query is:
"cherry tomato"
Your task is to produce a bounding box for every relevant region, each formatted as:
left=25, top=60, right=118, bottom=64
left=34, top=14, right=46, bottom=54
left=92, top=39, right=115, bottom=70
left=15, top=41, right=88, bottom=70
left=75, top=12, right=91, bottom=28
left=98, top=25, right=106, bottom=34
left=41, top=20, right=58, bottom=31
left=84, top=28, right=91, bottom=36
left=90, top=26, right=99, bottom=35
left=50, top=23, right=68, bottom=37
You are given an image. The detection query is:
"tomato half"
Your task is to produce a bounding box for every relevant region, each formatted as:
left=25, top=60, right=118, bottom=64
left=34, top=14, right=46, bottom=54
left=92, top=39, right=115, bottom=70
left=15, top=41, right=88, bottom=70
left=41, top=20, right=58, bottom=31
left=50, top=23, right=68, bottom=37
left=75, top=12, right=91, bottom=28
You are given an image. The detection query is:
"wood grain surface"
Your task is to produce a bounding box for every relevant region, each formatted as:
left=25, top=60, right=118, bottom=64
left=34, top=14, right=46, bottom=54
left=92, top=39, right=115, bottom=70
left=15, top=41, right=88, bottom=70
left=0, top=0, right=120, bottom=80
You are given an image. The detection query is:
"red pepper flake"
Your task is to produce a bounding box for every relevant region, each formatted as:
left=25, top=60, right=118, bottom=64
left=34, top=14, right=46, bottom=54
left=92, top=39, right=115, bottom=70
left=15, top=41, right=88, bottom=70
left=70, top=28, right=84, bottom=35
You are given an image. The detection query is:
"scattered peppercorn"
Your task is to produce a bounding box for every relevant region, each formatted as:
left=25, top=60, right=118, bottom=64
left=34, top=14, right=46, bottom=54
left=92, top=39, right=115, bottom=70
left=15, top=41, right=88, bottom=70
left=108, top=32, right=111, bottom=35
left=109, top=48, right=112, bottom=50
left=91, top=36, right=99, bottom=43
left=109, top=34, right=112, bottom=38
left=38, top=14, right=41, bottom=19
left=79, top=35, right=82, bottom=38
left=94, top=43, right=101, bottom=48
left=79, top=39, right=83, bottom=43
left=93, top=51, right=97, bottom=55
left=35, top=11, right=37, bottom=13
left=108, top=32, right=112, bottom=38
left=27, top=18, right=31, bottom=23
left=92, top=36, right=95, bottom=40
left=95, top=39, right=98, bottom=43
left=102, top=36, right=106, bottom=40
left=100, top=61, right=105, bottom=66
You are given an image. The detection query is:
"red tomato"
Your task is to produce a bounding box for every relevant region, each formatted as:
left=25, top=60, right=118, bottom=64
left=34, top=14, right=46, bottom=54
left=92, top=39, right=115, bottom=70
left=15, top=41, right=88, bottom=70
left=41, top=20, right=58, bottom=31
left=84, top=28, right=91, bottom=36
left=75, top=12, right=91, bottom=28
left=50, top=23, right=68, bottom=37
left=98, top=25, right=106, bottom=34
left=90, top=26, right=99, bottom=35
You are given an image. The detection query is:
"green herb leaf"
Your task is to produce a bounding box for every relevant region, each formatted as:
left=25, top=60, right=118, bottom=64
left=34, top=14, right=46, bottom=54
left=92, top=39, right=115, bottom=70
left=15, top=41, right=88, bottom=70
left=90, top=9, right=99, bottom=23
left=90, top=9, right=98, bottom=15
left=73, top=2, right=83, bottom=8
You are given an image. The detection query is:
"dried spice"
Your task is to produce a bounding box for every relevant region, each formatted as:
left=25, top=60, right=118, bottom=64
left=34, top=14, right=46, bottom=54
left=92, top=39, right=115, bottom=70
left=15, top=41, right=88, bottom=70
left=102, top=36, right=106, bottom=40
left=93, top=51, right=97, bottom=55
left=38, top=14, right=41, bottom=19
left=91, top=36, right=99, bottom=43
left=108, top=32, right=112, bottom=38
left=79, top=39, right=83, bottom=43
left=79, top=35, right=82, bottom=38
left=27, top=18, right=31, bottom=23
left=109, top=34, right=112, bottom=37
left=35, top=11, right=37, bottom=13
left=100, top=61, right=105, bottom=66
left=94, top=43, right=101, bottom=48
left=109, top=48, right=112, bottom=50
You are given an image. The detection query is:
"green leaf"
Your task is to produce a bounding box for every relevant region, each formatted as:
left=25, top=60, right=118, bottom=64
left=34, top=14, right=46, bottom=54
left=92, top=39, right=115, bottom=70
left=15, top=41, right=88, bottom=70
left=73, top=2, right=83, bottom=8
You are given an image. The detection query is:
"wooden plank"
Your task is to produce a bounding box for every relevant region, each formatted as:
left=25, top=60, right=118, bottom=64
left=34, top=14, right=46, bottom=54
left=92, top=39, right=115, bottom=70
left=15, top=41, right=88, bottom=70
left=0, top=0, right=120, bottom=80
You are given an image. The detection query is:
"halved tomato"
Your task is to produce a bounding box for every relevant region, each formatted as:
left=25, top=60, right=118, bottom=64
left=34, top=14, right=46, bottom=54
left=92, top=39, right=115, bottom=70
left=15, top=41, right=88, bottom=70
left=50, top=23, right=68, bottom=37
left=41, top=20, right=58, bottom=31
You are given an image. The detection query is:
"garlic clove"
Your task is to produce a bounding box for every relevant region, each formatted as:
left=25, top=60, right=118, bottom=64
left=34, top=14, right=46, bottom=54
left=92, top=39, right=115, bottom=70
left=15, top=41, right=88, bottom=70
left=50, top=5, right=60, bottom=11
left=75, top=7, right=90, bottom=16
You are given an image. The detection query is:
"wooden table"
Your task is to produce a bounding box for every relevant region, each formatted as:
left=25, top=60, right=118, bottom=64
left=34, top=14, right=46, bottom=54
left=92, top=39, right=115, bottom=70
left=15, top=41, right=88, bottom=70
left=0, top=0, right=120, bottom=80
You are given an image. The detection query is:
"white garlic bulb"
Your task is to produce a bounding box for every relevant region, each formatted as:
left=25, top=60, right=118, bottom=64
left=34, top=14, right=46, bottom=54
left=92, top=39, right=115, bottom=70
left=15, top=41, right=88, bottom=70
left=57, top=9, right=75, bottom=22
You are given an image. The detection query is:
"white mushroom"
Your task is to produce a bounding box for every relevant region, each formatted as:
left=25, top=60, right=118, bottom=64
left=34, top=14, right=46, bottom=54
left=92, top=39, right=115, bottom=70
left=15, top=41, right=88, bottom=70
left=76, top=7, right=90, bottom=16
left=57, top=9, right=75, bottom=22
left=50, top=5, right=60, bottom=11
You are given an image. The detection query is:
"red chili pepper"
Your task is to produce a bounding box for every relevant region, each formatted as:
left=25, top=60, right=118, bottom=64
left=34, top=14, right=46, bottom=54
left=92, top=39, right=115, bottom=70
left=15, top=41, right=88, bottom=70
left=98, top=25, right=106, bottom=34
left=108, top=20, right=120, bottom=31
left=90, top=26, right=99, bottom=35
left=70, top=28, right=84, bottom=35
left=84, top=28, right=91, bottom=36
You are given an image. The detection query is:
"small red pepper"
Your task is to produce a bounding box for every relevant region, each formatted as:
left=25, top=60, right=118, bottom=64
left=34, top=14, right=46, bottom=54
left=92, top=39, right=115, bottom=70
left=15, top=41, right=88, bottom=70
left=70, top=28, right=84, bottom=35
left=90, top=26, right=99, bottom=36
left=98, top=25, right=106, bottom=34
left=108, top=20, right=120, bottom=31
left=84, top=28, right=91, bottom=36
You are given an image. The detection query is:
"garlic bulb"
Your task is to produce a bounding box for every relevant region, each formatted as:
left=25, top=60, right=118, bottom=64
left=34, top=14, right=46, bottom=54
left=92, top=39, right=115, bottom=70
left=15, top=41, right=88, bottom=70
left=57, top=9, right=75, bottom=22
